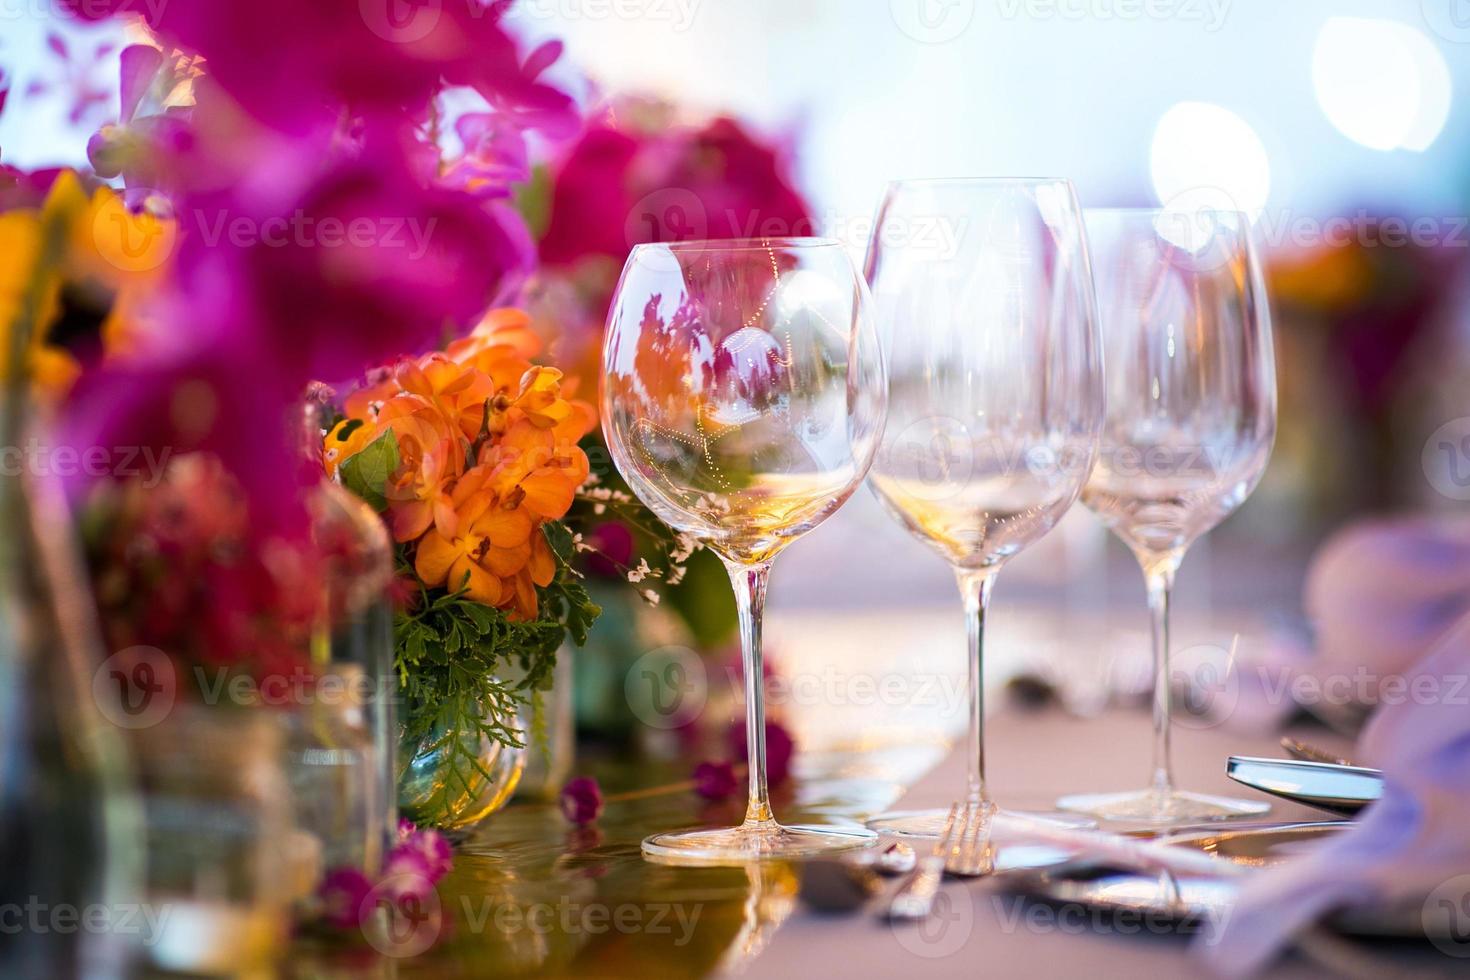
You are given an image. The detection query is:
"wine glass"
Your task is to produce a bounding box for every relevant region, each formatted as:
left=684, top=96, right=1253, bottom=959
left=601, top=238, right=886, bottom=864
left=1056, top=208, right=1276, bottom=824
left=862, top=178, right=1105, bottom=838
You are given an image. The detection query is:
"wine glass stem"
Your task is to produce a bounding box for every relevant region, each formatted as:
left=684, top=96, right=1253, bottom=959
left=1141, top=553, right=1183, bottom=798
left=956, top=568, right=996, bottom=808
left=727, top=560, right=775, bottom=829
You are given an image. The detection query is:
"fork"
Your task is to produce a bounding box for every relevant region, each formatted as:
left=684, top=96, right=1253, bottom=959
left=944, top=802, right=997, bottom=878
left=885, top=804, right=960, bottom=921
left=1280, top=737, right=1358, bottom=768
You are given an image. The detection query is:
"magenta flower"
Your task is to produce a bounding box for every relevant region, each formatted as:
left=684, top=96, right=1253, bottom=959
left=559, top=776, right=604, bottom=825
left=540, top=114, right=812, bottom=274
left=729, top=719, right=795, bottom=786
left=317, top=867, right=373, bottom=930
left=389, top=825, right=454, bottom=883
left=692, top=760, right=739, bottom=801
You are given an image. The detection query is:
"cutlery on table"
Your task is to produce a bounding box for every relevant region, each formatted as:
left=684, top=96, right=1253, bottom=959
left=886, top=804, right=961, bottom=921
left=1226, top=756, right=1382, bottom=816
left=1279, top=737, right=1358, bottom=768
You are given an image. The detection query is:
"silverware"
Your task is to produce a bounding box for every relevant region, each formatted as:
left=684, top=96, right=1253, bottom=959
left=986, top=812, right=1249, bottom=879
left=1226, top=755, right=1382, bottom=816
left=885, top=804, right=959, bottom=921
left=944, top=803, right=996, bottom=878
left=874, top=841, right=916, bottom=876
left=1280, top=737, right=1358, bottom=767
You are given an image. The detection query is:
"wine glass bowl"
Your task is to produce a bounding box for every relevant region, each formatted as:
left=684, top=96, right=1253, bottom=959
left=1081, top=209, right=1276, bottom=562
left=1057, top=208, right=1277, bottom=825
left=604, top=240, right=885, bottom=568
left=862, top=178, right=1104, bottom=838
left=602, top=238, right=885, bottom=864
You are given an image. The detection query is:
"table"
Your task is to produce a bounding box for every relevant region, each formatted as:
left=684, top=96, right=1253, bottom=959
left=288, top=702, right=1422, bottom=979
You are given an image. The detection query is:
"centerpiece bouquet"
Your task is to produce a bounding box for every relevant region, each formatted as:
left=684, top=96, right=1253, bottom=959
left=320, top=309, right=603, bottom=829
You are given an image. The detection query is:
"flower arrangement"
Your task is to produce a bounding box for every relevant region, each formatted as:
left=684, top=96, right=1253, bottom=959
left=321, top=308, right=602, bottom=825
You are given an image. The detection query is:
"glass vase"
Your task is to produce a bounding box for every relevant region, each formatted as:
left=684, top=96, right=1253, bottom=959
left=284, top=407, right=398, bottom=887
left=397, top=695, right=526, bottom=836
left=133, top=707, right=291, bottom=976
left=0, top=459, right=143, bottom=974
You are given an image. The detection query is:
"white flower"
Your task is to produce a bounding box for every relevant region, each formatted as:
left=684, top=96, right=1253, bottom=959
left=641, top=589, right=661, bottom=606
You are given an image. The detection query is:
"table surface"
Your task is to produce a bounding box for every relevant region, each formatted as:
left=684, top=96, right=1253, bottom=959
left=285, top=700, right=1433, bottom=980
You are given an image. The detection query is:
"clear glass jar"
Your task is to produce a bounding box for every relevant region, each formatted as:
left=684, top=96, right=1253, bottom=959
left=134, top=707, right=291, bottom=976
left=284, top=405, right=397, bottom=884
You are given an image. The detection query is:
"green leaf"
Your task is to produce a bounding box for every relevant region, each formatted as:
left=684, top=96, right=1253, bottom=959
left=338, top=429, right=400, bottom=512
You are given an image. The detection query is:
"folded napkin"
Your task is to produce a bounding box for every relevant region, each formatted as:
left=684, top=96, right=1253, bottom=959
left=1196, top=609, right=1470, bottom=976
left=1227, top=515, right=1470, bottom=731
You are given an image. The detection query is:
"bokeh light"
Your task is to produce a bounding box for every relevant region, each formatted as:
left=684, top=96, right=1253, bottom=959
left=1311, top=16, right=1451, bottom=153
left=1149, top=101, right=1272, bottom=224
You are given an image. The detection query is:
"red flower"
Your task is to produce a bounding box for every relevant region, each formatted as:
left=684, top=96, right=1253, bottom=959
left=729, top=719, right=795, bottom=786
left=559, top=776, right=604, bottom=825
left=692, top=760, right=739, bottom=801
left=539, top=112, right=812, bottom=330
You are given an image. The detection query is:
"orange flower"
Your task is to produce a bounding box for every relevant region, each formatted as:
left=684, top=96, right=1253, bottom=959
left=326, top=306, right=596, bottom=621
left=376, top=395, right=464, bottom=542
left=394, top=353, right=494, bottom=444
left=484, top=418, right=589, bottom=522
left=413, top=465, right=534, bottom=605
left=447, top=307, right=543, bottom=365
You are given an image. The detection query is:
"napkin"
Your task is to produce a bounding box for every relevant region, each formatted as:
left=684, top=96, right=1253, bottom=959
left=1196, top=609, right=1470, bottom=976
left=1227, top=514, right=1470, bottom=730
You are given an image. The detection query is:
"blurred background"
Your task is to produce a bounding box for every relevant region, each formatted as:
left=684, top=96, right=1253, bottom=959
left=7, top=0, right=1467, bottom=750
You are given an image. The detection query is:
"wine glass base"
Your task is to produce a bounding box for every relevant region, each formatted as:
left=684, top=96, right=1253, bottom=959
left=864, top=807, right=1092, bottom=871
left=867, top=807, right=1095, bottom=838
left=642, top=821, right=876, bottom=866
left=1055, top=788, right=1270, bottom=825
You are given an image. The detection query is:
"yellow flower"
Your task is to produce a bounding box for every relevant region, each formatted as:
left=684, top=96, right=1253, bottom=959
left=0, top=171, right=174, bottom=398
left=322, top=417, right=376, bottom=477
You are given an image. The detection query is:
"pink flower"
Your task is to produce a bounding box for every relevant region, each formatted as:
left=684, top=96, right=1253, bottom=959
left=559, top=776, right=604, bottom=825
left=390, top=823, right=454, bottom=883
left=317, top=867, right=373, bottom=930
left=692, top=760, right=738, bottom=801
left=729, top=719, right=795, bottom=786
left=540, top=114, right=812, bottom=272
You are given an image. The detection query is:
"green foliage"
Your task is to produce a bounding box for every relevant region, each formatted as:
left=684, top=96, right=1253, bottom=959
left=339, top=429, right=400, bottom=512
left=393, top=522, right=600, bottom=827
left=663, top=548, right=736, bottom=649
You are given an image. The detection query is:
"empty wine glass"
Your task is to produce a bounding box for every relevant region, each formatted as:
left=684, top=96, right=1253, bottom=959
left=602, top=238, right=886, bottom=864
left=1057, top=208, right=1276, bottom=824
left=863, top=178, right=1105, bottom=838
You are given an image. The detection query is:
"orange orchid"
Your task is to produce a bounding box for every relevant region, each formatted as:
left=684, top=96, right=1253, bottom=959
left=446, top=307, right=543, bottom=366
left=413, top=465, right=534, bottom=606
left=326, top=306, right=596, bottom=620
left=394, top=353, right=495, bottom=444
